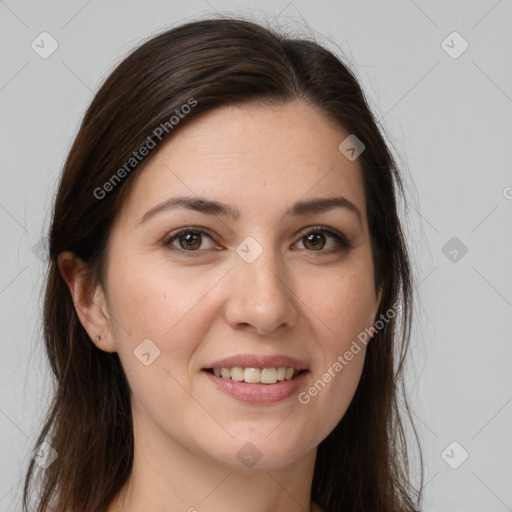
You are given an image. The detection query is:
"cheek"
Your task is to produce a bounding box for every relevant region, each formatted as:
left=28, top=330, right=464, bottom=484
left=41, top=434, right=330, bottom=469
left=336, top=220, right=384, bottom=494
left=317, top=263, right=377, bottom=348
left=104, top=257, right=213, bottom=412
left=106, top=254, right=208, bottom=335
left=302, top=262, right=376, bottom=427
left=105, top=255, right=223, bottom=377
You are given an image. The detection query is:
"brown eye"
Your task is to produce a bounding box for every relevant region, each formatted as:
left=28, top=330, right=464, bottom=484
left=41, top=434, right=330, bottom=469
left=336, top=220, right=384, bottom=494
left=177, top=232, right=202, bottom=250
left=303, top=232, right=327, bottom=251
left=295, top=227, right=353, bottom=253
left=165, top=229, right=216, bottom=253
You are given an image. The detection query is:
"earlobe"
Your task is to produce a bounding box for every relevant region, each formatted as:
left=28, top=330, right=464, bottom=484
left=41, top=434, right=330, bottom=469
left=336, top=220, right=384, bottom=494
left=57, top=251, right=117, bottom=353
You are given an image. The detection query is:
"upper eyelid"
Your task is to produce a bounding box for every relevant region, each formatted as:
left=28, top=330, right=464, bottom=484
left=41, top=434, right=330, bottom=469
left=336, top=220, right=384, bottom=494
left=165, top=225, right=349, bottom=248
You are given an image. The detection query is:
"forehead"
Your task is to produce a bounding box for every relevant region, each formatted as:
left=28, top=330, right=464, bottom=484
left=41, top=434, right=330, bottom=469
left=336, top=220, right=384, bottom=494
left=118, top=100, right=367, bottom=224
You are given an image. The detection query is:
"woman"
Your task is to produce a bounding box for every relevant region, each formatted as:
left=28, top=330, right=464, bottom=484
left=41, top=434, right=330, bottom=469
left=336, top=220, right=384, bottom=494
left=23, top=16, right=423, bottom=512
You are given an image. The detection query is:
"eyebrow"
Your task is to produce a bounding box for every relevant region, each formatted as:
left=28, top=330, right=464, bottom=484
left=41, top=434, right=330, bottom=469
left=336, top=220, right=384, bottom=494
left=138, top=195, right=363, bottom=226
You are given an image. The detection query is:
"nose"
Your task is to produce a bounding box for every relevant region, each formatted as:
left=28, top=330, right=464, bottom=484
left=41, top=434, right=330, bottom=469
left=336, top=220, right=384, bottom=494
left=223, top=248, right=298, bottom=336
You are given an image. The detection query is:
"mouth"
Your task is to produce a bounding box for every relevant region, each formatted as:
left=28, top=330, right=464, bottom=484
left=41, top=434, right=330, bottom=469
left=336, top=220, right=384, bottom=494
left=202, top=367, right=308, bottom=385
left=201, top=354, right=310, bottom=403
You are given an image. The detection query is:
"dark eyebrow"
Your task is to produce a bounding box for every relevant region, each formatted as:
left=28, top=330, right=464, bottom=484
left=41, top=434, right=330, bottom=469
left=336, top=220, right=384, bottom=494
left=287, top=197, right=362, bottom=226
left=138, top=197, right=241, bottom=223
left=138, top=195, right=362, bottom=226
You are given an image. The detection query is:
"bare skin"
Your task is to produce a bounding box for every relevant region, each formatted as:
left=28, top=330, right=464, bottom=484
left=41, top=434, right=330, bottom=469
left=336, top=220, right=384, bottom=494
left=59, top=99, right=382, bottom=512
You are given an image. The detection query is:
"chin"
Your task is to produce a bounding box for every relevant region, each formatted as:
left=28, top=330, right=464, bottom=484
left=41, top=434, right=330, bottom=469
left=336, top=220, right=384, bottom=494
left=200, top=433, right=315, bottom=471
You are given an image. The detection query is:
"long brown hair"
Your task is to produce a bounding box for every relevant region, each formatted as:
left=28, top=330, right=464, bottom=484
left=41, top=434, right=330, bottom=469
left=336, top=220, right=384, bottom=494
left=23, top=16, right=423, bottom=512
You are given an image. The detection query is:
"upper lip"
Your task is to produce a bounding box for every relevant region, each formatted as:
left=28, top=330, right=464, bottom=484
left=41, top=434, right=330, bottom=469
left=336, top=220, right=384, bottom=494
left=204, top=354, right=309, bottom=371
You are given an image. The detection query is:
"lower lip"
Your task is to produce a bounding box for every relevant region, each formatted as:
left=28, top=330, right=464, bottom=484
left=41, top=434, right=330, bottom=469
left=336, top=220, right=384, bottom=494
left=202, top=370, right=308, bottom=404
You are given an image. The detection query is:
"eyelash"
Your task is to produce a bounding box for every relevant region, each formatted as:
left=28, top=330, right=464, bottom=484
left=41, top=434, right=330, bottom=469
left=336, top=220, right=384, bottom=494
left=162, top=225, right=353, bottom=257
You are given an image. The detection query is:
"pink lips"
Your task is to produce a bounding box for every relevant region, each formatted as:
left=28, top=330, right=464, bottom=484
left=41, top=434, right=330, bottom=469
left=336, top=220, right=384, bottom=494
left=202, top=353, right=309, bottom=404
left=202, top=370, right=308, bottom=404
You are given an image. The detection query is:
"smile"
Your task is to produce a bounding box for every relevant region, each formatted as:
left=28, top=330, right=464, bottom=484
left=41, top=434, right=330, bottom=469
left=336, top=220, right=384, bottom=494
left=204, top=367, right=305, bottom=384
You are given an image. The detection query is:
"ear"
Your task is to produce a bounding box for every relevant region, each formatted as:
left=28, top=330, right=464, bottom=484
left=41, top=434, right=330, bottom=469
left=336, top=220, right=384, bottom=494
left=371, top=285, right=384, bottom=326
left=376, top=285, right=383, bottom=311
left=57, top=251, right=117, bottom=353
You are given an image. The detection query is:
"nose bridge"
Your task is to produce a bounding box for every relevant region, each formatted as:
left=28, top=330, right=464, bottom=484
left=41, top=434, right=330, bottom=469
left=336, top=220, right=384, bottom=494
left=246, top=247, right=284, bottom=297
left=225, top=235, right=297, bottom=335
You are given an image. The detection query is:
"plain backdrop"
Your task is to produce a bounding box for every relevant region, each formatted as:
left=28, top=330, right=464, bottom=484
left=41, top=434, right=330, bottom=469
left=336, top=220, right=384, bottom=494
left=1, top=1, right=511, bottom=511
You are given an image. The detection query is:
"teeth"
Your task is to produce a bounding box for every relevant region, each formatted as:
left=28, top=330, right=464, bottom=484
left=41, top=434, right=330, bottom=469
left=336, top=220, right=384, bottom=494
left=211, top=367, right=300, bottom=384
left=261, top=368, right=277, bottom=384
left=243, top=368, right=260, bottom=383
left=231, top=367, right=244, bottom=381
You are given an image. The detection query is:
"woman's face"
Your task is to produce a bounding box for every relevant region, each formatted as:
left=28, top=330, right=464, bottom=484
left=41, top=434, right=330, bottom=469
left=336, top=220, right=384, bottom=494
left=99, top=99, right=381, bottom=468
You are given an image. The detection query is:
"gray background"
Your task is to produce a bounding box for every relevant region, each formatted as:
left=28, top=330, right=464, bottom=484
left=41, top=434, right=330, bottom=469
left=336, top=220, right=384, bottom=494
left=1, top=1, right=511, bottom=511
